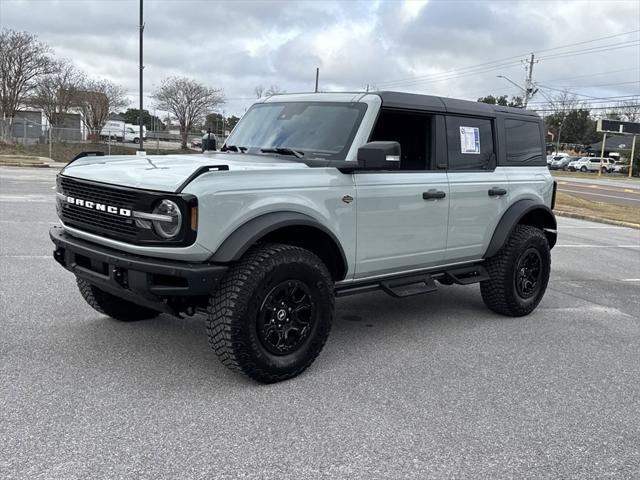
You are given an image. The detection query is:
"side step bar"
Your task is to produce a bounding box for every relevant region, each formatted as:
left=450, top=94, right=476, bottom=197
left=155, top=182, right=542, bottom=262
left=335, top=264, right=489, bottom=298
left=381, top=275, right=438, bottom=298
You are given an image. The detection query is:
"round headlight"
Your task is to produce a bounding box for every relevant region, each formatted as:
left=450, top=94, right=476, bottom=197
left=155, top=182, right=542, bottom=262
left=152, top=200, right=182, bottom=239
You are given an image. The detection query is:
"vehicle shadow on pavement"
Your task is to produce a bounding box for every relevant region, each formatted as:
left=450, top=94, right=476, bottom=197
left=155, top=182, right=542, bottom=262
left=66, top=284, right=500, bottom=384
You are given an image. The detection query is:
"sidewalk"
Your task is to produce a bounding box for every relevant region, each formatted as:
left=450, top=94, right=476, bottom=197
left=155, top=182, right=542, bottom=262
left=0, top=154, right=60, bottom=168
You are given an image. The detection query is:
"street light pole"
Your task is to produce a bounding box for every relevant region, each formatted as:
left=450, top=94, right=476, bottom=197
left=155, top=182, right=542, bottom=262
left=138, top=0, right=144, bottom=152
left=497, top=73, right=537, bottom=108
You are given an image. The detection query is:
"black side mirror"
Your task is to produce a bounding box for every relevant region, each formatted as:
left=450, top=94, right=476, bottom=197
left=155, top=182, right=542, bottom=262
left=357, top=141, right=401, bottom=170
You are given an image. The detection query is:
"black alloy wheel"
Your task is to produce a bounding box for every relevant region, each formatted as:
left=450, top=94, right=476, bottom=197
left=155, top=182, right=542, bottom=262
left=257, top=280, right=315, bottom=355
left=514, top=248, right=542, bottom=299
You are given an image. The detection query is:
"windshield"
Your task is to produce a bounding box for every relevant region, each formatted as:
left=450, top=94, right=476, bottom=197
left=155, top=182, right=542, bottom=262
left=224, top=101, right=368, bottom=161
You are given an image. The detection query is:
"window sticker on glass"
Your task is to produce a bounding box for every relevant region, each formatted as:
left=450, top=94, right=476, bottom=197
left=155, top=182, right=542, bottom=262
left=459, top=126, right=480, bottom=154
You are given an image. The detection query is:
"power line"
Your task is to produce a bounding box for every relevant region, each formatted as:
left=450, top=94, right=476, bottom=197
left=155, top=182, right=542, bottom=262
left=529, top=93, right=639, bottom=103
left=537, top=41, right=640, bottom=61
left=546, top=80, right=639, bottom=89
left=375, top=41, right=639, bottom=90
left=530, top=104, right=639, bottom=112
left=533, top=29, right=639, bottom=54
left=543, top=67, right=640, bottom=84
left=372, top=29, right=640, bottom=89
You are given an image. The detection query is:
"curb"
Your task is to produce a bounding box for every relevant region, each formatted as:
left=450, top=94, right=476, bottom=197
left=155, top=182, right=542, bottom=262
left=555, top=210, right=640, bottom=229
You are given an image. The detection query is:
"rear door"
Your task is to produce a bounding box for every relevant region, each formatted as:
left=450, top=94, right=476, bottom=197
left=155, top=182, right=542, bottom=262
left=444, top=115, right=509, bottom=263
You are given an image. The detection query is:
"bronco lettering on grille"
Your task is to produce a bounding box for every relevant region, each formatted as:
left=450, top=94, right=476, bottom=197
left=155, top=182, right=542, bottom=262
left=65, top=196, right=131, bottom=217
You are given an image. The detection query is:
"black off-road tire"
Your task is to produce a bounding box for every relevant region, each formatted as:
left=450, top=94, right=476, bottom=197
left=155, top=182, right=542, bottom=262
left=76, top=278, right=160, bottom=321
left=206, top=243, right=334, bottom=383
left=480, top=225, right=551, bottom=317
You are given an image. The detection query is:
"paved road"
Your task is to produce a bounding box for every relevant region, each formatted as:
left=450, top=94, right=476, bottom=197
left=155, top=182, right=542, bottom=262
left=1, top=167, right=639, bottom=479
left=555, top=177, right=640, bottom=208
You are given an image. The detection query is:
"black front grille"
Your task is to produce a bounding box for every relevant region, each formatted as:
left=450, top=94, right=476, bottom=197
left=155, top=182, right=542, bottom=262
left=56, top=175, right=197, bottom=246
left=58, top=176, right=140, bottom=241
left=60, top=177, right=138, bottom=206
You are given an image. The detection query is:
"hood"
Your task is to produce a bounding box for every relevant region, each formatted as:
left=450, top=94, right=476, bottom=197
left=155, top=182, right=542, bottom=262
left=61, top=152, right=308, bottom=192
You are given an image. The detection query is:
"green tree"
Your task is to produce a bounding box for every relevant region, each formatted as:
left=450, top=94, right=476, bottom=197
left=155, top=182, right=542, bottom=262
left=204, top=113, right=224, bottom=135
left=544, top=109, right=599, bottom=146
left=477, top=95, right=523, bottom=107
left=121, top=108, right=165, bottom=131
left=226, top=115, right=240, bottom=132
left=204, top=113, right=240, bottom=135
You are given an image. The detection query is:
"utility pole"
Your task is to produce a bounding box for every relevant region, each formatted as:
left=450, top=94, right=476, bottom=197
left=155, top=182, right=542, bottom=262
left=598, top=132, right=607, bottom=177
left=315, top=67, right=319, bottom=93
left=628, top=135, right=637, bottom=178
left=523, top=53, right=537, bottom=109
left=138, top=0, right=144, bottom=152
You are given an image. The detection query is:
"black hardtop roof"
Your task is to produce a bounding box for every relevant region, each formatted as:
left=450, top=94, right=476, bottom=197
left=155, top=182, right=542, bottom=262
left=375, top=91, right=540, bottom=119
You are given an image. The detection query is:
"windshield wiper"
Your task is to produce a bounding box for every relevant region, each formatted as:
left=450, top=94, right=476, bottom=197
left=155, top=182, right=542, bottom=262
left=260, top=147, right=304, bottom=159
left=221, top=144, right=247, bottom=152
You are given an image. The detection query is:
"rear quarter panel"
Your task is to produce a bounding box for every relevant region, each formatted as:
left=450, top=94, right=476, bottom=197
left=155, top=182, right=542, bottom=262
left=503, top=166, right=554, bottom=208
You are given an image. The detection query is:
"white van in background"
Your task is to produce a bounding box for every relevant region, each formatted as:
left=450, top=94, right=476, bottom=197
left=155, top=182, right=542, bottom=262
left=100, top=121, right=147, bottom=144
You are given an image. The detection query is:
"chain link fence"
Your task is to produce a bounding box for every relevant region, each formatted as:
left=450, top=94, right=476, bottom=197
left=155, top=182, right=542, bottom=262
left=1, top=117, right=226, bottom=162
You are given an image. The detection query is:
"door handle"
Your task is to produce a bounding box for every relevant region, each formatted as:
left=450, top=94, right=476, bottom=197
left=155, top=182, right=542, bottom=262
left=488, top=187, right=507, bottom=197
left=423, top=190, right=446, bottom=200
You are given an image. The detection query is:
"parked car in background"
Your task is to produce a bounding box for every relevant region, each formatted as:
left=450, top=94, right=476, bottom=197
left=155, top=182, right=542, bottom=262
left=546, top=154, right=568, bottom=167
left=612, top=161, right=629, bottom=174
left=190, top=137, right=202, bottom=148
left=549, top=156, right=579, bottom=170
left=567, top=157, right=615, bottom=173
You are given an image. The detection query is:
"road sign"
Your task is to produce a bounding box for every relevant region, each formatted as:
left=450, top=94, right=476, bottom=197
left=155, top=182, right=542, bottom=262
left=596, top=119, right=640, bottom=135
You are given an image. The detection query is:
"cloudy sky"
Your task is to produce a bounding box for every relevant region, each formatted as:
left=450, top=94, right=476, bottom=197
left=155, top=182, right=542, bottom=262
left=2, top=0, right=639, bottom=116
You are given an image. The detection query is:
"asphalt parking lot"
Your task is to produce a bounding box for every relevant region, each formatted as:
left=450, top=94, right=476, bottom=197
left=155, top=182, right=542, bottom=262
left=1, top=166, right=639, bottom=479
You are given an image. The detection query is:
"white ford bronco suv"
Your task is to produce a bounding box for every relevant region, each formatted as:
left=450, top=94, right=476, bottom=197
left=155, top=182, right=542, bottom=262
left=50, top=92, right=557, bottom=383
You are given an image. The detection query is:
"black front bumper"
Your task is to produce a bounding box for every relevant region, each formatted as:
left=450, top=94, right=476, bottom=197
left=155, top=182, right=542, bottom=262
left=50, top=226, right=227, bottom=315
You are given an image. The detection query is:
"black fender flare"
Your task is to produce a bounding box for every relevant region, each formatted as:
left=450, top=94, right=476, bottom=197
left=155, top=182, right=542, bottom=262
left=210, top=211, right=348, bottom=268
left=484, top=200, right=557, bottom=258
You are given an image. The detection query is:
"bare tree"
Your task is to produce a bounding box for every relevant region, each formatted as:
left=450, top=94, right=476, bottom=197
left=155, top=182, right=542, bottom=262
left=254, top=84, right=285, bottom=98
left=546, top=90, right=581, bottom=114
left=0, top=29, right=54, bottom=138
left=619, top=97, right=640, bottom=123
left=152, top=76, right=224, bottom=149
left=77, top=78, right=127, bottom=137
left=30, top=59, right=85, bottom=136
left=265, top=85, right=285, bottom=96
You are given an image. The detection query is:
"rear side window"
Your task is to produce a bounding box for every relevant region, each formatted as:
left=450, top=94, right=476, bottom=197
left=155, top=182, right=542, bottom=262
left=504, top=119, right=543, bottom=165
left=446, top=116, right=495, bottom=170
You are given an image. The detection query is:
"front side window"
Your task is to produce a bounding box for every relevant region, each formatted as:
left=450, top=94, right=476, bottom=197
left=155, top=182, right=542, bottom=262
left=446, top=116, right=495, bottom=170
left=369, top=109, right=432, bottom=170
left=505, top=119, right=543, bottom=165
left=224, top=102, right=367, bottom=161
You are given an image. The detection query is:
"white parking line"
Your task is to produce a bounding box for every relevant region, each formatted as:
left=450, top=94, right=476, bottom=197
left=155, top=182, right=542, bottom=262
left=559, top=225, right=631, bottom=229
left=0, top=220, right=57, bottom=224
left=555, top=245, right=640, bottom=248
left=621, top=279, right=640, bottom=282
left=0, top=195, right=54, bottom=203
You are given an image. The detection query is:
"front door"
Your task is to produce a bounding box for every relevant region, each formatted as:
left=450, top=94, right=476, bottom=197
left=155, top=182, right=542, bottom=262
left=354, top=171, right=449, bottom=279
left=353, top=110, right=449, bottom=279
